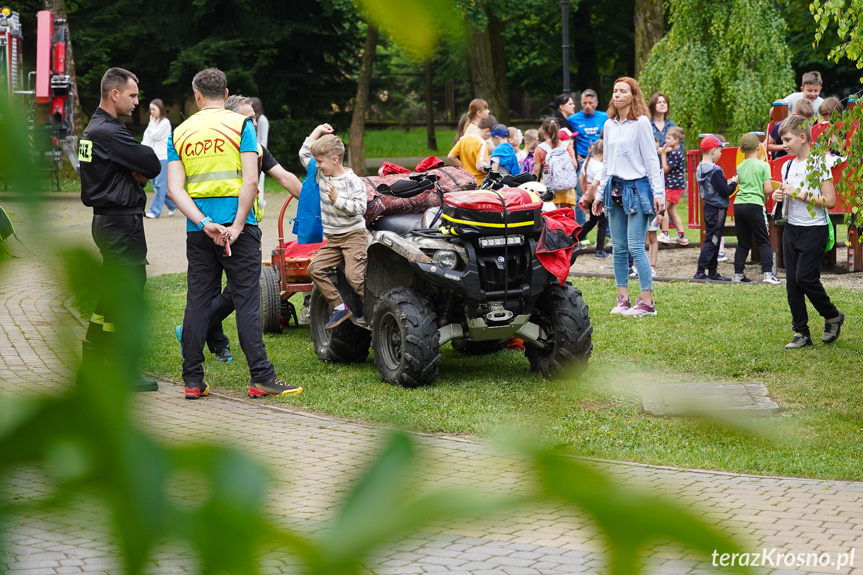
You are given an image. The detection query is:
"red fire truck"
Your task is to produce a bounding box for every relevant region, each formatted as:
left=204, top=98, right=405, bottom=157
left=0, top=7, right=78, bottom=179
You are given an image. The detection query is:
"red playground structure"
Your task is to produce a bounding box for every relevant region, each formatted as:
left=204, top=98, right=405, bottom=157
left=687, top=113, right=862, bottom=272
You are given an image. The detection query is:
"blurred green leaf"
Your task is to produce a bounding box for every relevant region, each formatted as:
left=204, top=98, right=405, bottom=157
left=530, top=450, right=753, bottom=574
left=308, top=431, right=520, bottom=574
left=356, top=0, right=459, bottom=58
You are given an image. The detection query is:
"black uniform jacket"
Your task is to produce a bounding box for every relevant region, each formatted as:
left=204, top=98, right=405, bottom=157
left=79, top=107, right=161, bottom=212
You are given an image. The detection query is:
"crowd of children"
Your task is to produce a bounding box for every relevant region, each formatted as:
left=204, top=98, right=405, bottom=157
left=300, top=70, right=847, bottom=351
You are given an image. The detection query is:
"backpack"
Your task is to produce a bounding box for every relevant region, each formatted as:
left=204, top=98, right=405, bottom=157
left=522, top=152, right=534, bottom=176
left=544, top=144, right=578, bottom=191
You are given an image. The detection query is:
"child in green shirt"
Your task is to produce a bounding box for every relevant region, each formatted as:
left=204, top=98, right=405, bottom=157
left=732, top=133, right=780, bottom=284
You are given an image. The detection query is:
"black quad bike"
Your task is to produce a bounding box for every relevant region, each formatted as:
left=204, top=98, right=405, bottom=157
left=309, top=172, right=592, bottom=388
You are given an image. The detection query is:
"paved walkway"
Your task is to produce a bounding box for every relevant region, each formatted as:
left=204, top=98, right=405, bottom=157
left=1, top=195, right=862, bottom=574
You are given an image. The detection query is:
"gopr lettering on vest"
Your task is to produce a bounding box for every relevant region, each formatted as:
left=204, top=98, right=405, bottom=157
left=174, top=108, right=248, bottom=200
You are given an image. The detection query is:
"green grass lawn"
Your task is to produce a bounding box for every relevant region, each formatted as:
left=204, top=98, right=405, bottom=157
left=361, top=128, right=457, bottom=158
left=144, top=274, right=863, bottom=481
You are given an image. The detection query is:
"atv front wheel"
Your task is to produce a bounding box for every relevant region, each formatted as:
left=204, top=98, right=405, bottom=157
left=525, top=283, right=592, bottom=378
left=372, top=288, right=440, bottom=387
left=309, top=288, right=370, bottom=363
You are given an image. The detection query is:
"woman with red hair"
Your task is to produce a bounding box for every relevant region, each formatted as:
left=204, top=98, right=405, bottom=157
left=590, top=77, right=665, bottom=317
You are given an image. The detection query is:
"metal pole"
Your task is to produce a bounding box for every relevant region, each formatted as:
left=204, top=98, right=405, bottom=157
left=561, top=0, right=570, bottom=93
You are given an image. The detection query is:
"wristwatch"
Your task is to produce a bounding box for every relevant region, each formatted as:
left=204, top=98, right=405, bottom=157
left=197, top=216, right=213, bottom=230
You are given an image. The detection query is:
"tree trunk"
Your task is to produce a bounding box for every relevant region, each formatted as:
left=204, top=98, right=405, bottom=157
left=572, top=3, right=600, bottom=98
left=634, top=0, right=664, bottom=76
left=466, top=12, right=509, bottom=123
left=424, top=60, right=437, bottom=151
left=488, top=13, right=509, bottom=122
left=349, top=24, right=378, bottom=176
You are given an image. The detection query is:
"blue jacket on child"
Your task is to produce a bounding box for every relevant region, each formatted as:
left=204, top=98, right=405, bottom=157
left=696, top=163, right=737, bottom=209
left=293, top=157, right=324, bottom=244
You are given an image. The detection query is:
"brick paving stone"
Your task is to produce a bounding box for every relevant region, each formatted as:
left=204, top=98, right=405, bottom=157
left=2, top=197, right=863, bottom=574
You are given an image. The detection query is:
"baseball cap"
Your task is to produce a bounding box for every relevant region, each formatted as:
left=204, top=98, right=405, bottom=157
left=491, top=124, right=508, bottom=137
left=558, top=128, right=573, bottom=141
left=699, top=135, right=728, bottom=153
left=739, top=133, right=760, bottom=151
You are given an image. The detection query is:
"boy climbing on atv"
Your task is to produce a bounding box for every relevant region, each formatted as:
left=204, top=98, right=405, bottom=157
left=299, top=124, right=369, bottom=329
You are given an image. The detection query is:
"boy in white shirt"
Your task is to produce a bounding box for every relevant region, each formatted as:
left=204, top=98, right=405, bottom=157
left=773, top=115, right=844, bottom=349
left=300, top=124, right=369, bottom=329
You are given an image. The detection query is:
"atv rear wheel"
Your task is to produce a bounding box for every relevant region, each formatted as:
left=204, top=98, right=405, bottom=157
left=309, top=288, right=370, bottom=363
left=372, top=288, right=440, bottom=387
left=260, top=266, right=282, bottom=334
left=525, top=283, right=592, bottom=378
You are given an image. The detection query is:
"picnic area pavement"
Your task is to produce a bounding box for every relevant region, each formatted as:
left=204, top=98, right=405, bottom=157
left=1, top=194, right=861, bottom=574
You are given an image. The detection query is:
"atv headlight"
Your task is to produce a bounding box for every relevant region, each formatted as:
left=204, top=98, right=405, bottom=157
left=432, top=249, right=458, bottom=270
left=478, top=235, right=524, bottom=248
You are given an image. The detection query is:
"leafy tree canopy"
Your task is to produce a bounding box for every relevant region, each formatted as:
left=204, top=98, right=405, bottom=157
left=640, top=0, right=795, bottom=141
left=68, top=0, right=364, bottom=168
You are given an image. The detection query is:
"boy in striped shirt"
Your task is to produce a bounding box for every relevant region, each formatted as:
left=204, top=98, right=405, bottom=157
left=300, top=124, right=369, bottom=329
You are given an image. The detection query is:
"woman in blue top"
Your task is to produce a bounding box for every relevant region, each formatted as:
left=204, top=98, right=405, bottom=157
left=648, top=93, right=676, bottom=149
left=591, top=77, right=665, bottom=317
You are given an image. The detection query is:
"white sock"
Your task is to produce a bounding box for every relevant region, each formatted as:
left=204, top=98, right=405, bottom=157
left=335, top=303, right=347, bottom=311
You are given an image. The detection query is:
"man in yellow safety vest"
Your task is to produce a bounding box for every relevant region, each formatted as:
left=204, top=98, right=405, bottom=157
left=167, top=67, right=301, bottom=400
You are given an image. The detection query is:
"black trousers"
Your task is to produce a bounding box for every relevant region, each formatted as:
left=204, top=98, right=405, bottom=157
left=206, top=285, right=233, bottom=353
left=577, top=211, right=608, bottom=253
left=697, top=204, right=726, bottom=274
left=86, top=214, right=148, bottom=346
left=182, top=225, right=276, bottom=384
left=733, top=203, right=774, bottom=274
left=782, top=224, right=839, bottom=337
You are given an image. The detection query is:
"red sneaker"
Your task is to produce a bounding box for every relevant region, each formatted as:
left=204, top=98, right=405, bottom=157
left=248, top=378, right=303, bottom=397
left=184, top=383, right=210, bottom=400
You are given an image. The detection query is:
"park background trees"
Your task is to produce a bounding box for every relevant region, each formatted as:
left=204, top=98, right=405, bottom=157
left=28, top=0, right=857, bottom=172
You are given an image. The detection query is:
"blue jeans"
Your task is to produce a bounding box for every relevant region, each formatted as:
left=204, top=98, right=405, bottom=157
left=574, top=182, right=586, bottom=226
left=608, top=203, right=652, bottom=292
left=147, top=159, right=176, bottom=217
left=574, top=158, right=586, bottom=226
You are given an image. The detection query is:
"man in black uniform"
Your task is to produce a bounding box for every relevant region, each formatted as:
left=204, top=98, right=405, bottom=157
left=78, top=67, right=161, bottom=391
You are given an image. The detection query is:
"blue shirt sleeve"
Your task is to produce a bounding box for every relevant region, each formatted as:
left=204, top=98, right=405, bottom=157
left=166, top=133, right=180, bottom=162
left=240, top=119, right=257, bottom=153
left=710, top=168, right=738, bottom=198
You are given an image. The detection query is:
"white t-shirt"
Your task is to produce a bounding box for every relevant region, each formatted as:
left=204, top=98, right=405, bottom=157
left=782, top=155, right=834, bottom=226
left=585, top=157, right=603, bottom=185
left=783, top=92, right=824, bottom=114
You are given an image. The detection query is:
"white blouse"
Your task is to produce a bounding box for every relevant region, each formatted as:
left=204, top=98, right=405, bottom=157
left=596, top=115, right=664, bottom=203
left=142, top=117, right=171, bottom=161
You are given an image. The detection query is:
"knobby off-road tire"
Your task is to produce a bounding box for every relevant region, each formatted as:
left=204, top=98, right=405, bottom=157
left=260, top=266, right=282, bottom=334
left=451, top=339, right=507, bottom=355
left=309, top=287, right=370, bottom=363
left=372, top=287, right=440, bottom=388
left=525, top=283, right=592, bottom=378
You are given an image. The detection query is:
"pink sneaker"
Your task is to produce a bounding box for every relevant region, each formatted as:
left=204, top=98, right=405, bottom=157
left=622, top=297, right=657, bottom=317
left=610, top=296, right=631, bottom=315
